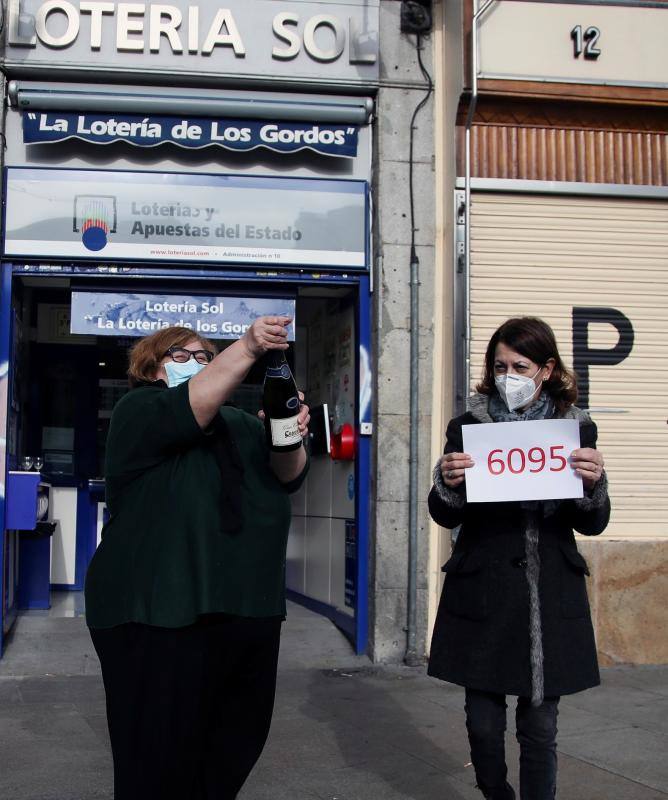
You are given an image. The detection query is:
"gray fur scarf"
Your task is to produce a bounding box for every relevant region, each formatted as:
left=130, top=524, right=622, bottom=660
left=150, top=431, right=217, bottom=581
left=433, top=392, right=609, bottom=707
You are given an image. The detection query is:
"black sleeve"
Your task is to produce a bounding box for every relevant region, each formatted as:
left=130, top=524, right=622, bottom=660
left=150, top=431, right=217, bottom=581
left=105, top=382, right=204, bottom=482
left=565, top=418, right=611, bottom=536
left=428, top=417, right=468, bottom=530
left=280, top=452, right=310, bottom=494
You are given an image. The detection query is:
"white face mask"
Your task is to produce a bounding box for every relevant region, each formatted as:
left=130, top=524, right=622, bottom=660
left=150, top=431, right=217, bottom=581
left=164, top=358, right=205, bottom=388
left=494, top=367, right=543, bottom=412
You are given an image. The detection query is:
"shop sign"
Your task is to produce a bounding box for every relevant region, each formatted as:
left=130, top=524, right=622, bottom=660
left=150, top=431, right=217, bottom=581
left=479, top=1, right=667, bottom=89
left=4, top=0, right=380, bottom=87
left=70, top=291, right=296, bottom=339
left=462, top=419, right=583, bottom=504
left=3, top=168, right=368, bottom=269
left=23, top=111, right=359, bottom=158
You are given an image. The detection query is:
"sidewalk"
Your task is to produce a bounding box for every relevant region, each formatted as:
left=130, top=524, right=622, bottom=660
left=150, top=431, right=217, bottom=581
left=0, top=598, right=666, bottom=800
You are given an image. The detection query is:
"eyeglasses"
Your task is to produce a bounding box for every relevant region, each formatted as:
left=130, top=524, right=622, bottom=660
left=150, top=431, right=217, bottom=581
left=164, top=346, right=214, bottom=365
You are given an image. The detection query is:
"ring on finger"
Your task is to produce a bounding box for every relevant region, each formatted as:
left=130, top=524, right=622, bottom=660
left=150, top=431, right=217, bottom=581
left=447, top=470, right=455, bottom=479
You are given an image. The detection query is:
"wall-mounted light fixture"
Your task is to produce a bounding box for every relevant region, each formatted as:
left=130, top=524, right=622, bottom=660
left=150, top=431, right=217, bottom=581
left=400, top=1, right=432, bottom=34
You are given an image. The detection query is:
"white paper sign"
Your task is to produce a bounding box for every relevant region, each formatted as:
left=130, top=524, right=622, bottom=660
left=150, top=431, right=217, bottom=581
left=461, top=419, right=583, bottom=503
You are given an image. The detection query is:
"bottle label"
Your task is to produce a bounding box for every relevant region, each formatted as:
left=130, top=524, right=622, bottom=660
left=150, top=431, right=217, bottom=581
left=270, top=414, right=301, bottom=447
left=266, top=365, right=291, bottom=379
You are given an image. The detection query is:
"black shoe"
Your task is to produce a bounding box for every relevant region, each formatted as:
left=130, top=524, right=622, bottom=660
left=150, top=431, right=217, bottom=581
left=480, top=782, right=516, bottom=800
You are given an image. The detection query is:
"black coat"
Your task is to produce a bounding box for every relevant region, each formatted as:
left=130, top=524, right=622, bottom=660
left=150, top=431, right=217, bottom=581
left=427, top=397, right=610, bottom=698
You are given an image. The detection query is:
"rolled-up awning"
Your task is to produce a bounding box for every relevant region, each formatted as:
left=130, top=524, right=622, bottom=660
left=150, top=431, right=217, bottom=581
left=11, top=81, right=371, bottom=158
left=8, top=82, right=373, bottom=123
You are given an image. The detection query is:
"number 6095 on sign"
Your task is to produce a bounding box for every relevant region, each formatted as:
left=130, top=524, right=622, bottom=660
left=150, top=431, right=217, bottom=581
left=488, top=446, right=569, bottom=476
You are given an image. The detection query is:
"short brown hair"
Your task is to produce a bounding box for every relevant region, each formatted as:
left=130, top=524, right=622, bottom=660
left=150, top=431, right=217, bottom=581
left=476, top=317, right=578, bottom=413
left=127, top=326, right=217, bottom=387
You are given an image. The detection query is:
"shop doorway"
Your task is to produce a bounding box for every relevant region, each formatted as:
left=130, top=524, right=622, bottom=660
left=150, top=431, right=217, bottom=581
left=1, top=268, right=370, bottom=655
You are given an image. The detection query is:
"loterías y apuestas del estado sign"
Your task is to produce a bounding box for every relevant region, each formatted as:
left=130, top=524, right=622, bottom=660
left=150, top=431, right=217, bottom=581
left=5, top=0, right=380, bottom=85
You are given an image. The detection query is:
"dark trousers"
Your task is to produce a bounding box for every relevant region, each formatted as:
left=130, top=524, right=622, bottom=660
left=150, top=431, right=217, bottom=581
left=90, top=614, right=282, bottom=800
left=465, top=688, right=560, bottom=800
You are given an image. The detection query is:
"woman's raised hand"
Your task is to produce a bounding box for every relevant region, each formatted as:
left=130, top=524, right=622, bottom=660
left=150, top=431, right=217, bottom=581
left=242, top=316, right=291, bottom=358
left=439, top=452, right=475, bottom=488
left=296, top=392, right=310, bottom=441
left=570, top=447, right=605, bottom=490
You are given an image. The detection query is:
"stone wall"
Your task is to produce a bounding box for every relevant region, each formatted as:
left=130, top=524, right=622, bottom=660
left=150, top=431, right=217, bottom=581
left=369, top=2, right=435, bottom=663
left=579, top=539, right=668, bottom=666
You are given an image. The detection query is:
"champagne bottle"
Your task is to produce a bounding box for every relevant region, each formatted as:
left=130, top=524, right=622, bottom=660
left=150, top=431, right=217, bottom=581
left=262, top=350, right=302, bottom=452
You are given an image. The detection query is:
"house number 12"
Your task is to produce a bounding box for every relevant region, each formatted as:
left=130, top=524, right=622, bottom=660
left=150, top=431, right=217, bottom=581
left=570, top=25, right=601, bottom=60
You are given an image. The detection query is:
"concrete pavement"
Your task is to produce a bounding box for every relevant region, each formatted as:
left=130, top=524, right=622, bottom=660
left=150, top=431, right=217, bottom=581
left=0, top=596, right=666, bottom=800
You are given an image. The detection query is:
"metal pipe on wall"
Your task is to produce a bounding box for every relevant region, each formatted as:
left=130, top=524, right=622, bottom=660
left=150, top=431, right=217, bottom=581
left=406, top=250, right=421, bottom=665
left=404, top=33, right=433, bottom=667
left=464, top=0, right=495, bottom=396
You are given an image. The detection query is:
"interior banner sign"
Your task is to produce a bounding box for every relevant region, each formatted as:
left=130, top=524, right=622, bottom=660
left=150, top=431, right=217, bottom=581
left=23, top=112, right=359, bottom=158
left=3, top=168, right=368, bottom=269
left=70, top=291, right=296, bottom=339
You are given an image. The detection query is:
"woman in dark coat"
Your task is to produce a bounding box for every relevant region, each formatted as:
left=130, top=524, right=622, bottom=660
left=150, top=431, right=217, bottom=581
left=428, top=317, right=609, bottom=800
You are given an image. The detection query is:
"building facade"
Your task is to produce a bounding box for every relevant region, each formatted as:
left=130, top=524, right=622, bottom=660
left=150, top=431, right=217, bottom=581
left=429, top=0, right=668, bottom=666
left=3, top=0, right=662, bottom=668
left=0, top=0, right=439, bottom=663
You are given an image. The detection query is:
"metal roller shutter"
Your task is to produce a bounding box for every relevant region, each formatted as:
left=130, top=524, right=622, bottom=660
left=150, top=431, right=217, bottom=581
left=469, top=192, right=668, bottom=539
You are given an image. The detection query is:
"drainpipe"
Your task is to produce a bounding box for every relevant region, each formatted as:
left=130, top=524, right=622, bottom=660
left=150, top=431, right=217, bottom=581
left=464, top=0, right=495, bottom=394
left=404, top=33, right=433, bottom=667
left=405, top=247, right=421, bottom=666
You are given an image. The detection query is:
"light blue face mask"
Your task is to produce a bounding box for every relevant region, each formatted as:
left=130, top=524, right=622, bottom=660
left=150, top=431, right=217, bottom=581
left=164, top=359, right=205, bottom=388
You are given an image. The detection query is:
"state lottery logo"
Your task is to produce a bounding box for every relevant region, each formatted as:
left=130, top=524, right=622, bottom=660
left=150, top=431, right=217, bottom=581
left=73, top=195, right=117, bottom=251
